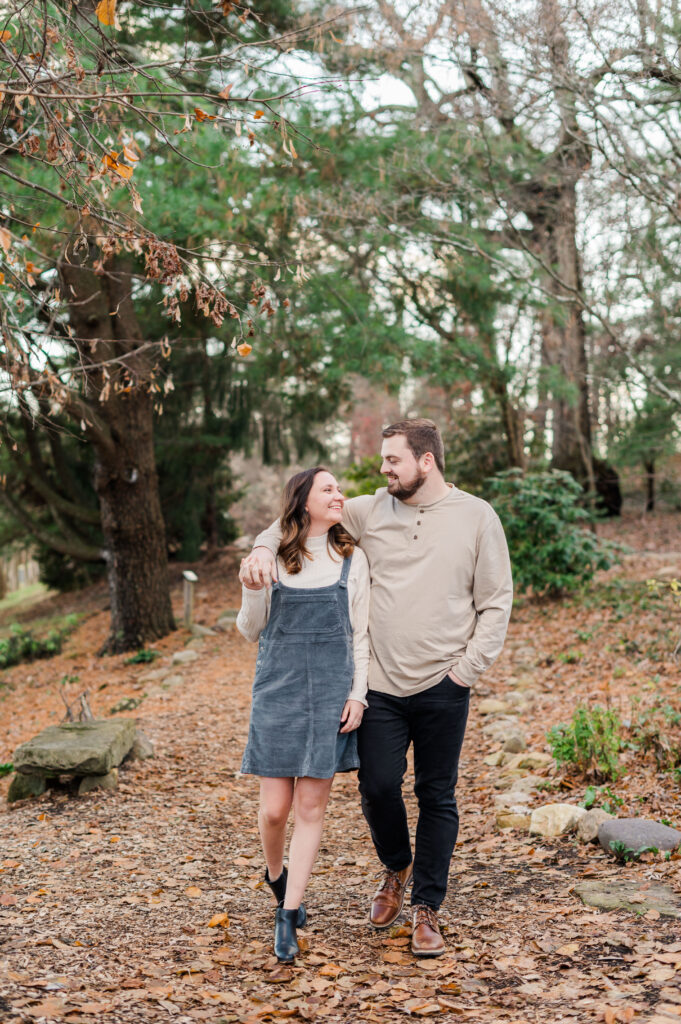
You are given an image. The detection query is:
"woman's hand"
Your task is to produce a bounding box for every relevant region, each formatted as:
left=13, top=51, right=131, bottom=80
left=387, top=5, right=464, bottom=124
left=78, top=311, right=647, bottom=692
left=340, top=699, right=365, bottom=733
left=240, top=548, right=278, bottom=590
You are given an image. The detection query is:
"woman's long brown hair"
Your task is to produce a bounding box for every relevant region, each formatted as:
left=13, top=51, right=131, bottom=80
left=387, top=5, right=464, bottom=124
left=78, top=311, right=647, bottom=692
left=278, top=467, right=355, bottom=575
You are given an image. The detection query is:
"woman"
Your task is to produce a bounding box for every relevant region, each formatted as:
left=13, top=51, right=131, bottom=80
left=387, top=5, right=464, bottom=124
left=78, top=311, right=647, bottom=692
left=237, top=467, right=369, bottom=962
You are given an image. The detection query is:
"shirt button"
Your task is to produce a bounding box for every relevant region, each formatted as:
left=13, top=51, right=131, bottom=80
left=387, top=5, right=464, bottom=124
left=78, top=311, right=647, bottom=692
left=417, top=520, right=421, bottom=525
left=413, top=534, right=418, bottom=539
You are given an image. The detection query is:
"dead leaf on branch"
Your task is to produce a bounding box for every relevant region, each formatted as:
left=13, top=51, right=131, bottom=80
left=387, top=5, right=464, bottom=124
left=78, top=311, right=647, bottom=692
left=95, top=0, right=116, bottom=26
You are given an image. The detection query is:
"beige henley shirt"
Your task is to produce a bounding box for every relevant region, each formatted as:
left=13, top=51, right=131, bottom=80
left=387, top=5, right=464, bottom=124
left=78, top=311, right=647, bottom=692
left=253, top=485, right=513, bottom=697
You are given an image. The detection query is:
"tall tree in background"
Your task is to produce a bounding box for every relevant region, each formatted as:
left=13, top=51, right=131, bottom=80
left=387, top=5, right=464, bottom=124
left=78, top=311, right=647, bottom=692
left=0, top=0, right=315, bottom=649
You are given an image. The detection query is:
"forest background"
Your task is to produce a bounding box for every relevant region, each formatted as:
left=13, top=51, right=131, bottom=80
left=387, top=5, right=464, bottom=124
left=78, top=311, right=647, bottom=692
left=1, top=0, right=681, bottom=649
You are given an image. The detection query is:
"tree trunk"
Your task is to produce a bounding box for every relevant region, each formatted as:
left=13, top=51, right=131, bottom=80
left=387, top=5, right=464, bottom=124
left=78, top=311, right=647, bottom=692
left=535, top=182, right=593, bottom=482
left=59, top=232, right=175, bottom=652
left=644, top=459, right=655, bottom=512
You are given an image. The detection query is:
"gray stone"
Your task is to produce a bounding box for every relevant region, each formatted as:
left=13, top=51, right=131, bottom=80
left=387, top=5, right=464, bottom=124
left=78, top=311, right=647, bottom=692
left=109, top=696, right=143, bottom=714
left=577, top=808, right=614, bottom=844
left=494, top=773, right=544, bottom=793
left=481, top=716, right=518, bottom=740
left=186, top=638, right=205, bottom=650
left=496, top=811, right=530, bottom=830
left=502, top=733, right=527, bottom=753
left=7, top=772, right=47, bottom=802
left=78, top=768, right=118, bottom=795
left=505, top=691, right=530, bottom=708
left=478, top=698, right=513, bottom=715
left=503, top=751, right=553, bottom=772
left=653, top=565, right=681, bottom=580
left=530, top=803, right=587, bottom=837
left=574, top=879, right=681, bottom=918
left=129, top=731, right=154, bottom=760
left=512, top=646, right=538, bottom=669
left=138, top=666, right=173, bottom=683
left=161, top=674, right=185, bottom=688
left=598, top=818, right=681, bottom=859
left=14, top=720, right=136, bottom=777
left=190, top=624, right=217, bottom=637
left=483, top=750, right=506, bottom=767
left=512, top=672, right=538, bottom=690
left=171, top=649, right=199, bottom=666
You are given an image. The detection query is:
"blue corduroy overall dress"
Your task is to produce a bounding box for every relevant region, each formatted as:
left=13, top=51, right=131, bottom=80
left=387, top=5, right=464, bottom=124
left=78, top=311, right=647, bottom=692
left=240, top=554, right=359, bottom=779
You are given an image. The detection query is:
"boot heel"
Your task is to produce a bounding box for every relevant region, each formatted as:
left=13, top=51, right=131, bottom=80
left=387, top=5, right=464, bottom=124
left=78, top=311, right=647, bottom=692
left=274, top=907, right=299, bottom=963
left=265, top=867, right=307, bottom=928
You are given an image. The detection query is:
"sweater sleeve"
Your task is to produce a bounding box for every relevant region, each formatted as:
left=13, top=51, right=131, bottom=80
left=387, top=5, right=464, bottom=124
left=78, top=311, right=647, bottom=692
left=451, top=515, right=513, bottom=686
left=347, top=550, right=370, bottom=706
left=252, top=519, right=281, bottom=556
left=236, top=585, right=271, bottom=642
left=341, top=494, right=376, bottom=542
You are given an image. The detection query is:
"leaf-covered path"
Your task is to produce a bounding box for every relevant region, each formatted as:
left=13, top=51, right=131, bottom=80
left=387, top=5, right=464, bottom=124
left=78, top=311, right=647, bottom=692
left=1, top=513, right=681, bottom=1024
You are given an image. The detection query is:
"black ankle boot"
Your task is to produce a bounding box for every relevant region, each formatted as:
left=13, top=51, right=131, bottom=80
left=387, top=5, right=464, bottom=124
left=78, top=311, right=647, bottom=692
left=264, top=867, right=307, bottom=927
left=274, top=907, right=299, bottom=963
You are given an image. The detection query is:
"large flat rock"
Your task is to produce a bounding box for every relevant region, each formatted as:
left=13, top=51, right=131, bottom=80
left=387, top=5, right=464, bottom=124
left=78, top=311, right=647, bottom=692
left=598, top=818, right=681, bottom=859
left=574, top=879, right=681, bottom=918
left=14, top=720, right=136, bottom=777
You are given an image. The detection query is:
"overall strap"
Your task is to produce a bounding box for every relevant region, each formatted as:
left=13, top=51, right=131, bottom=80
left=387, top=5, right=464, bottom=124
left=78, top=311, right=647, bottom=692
left=339, top=554, right=352, bottom=588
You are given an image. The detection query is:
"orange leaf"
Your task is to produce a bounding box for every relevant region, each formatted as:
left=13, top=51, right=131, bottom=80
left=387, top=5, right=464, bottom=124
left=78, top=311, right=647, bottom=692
left=185, top=886, right=202, bottom=898
left=0, top=226, right=11, bottom=252
left=95, top=0, right=116, bottom=26
left=207, top=913, right=229, bottom=928
left=254, top=109, right=264, bottom=119
left=236, top=343, right=252, bottom=357
left=122, top=145, right=139, bottom=163
left=0, top=30, right=11, bottom=41
left=318, top=963, right=344, bottom=978
left=219, top=84, right=233, bottom=100
left=0, top=272, right=5, bottom=285
left=194, top=107, right=216, bottom=122
left=94, top=0, right=115, bottom=25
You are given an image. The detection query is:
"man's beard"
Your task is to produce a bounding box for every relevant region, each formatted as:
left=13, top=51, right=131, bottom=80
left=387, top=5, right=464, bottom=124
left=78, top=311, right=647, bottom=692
left=386, top=470, right=426, bottom=501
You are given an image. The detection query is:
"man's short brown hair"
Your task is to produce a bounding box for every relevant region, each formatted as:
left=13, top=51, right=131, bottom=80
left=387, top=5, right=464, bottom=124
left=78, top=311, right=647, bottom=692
left=382, top=419, right=445, bottom=476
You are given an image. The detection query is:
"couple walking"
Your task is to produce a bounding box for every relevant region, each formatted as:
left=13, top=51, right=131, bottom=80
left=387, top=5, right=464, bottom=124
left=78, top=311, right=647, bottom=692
left=237, top=419, right=513, bottom=963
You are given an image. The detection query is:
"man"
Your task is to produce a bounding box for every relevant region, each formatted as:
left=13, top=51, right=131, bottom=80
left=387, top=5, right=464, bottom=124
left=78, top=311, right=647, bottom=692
left=240, top=419, right=513, bottom=956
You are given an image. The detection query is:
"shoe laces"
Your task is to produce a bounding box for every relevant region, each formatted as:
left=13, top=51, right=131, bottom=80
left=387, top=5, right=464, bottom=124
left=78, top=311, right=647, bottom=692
left=377, top=869, right=405, bottom=896
left=413, top=904, right=438, bottom=930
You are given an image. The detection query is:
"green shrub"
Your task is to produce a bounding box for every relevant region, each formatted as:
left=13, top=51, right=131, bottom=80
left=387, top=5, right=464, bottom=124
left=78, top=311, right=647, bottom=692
left=547, top=705, right=623, bottom=781
left=343, top=455, right=384, bottom=497
left=125, top=648, right=160, bottom=665
left=0, top=615, right=79, bottom=670
left=487, top=468, right=616, bottom=597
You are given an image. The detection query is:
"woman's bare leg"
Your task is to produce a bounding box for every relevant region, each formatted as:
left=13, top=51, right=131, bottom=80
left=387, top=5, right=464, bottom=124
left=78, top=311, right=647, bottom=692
left=283, top=777, right=334, bottom=910
left=259, top=777, right=295, bottom=881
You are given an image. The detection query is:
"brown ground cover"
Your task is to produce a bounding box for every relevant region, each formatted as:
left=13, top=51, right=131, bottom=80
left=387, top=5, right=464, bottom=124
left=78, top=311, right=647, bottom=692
left=1, top=511, right=680, bottom=1024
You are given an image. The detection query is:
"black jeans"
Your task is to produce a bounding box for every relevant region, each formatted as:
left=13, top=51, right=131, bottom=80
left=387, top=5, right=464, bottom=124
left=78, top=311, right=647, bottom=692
left=357, top=676, right=470, bottom=910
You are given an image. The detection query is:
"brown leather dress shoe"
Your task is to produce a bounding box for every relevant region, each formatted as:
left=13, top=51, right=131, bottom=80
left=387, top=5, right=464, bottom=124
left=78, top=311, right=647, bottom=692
left=411, top=904, right=445, bottom=957
left=369, top=863, right=413, bottom=928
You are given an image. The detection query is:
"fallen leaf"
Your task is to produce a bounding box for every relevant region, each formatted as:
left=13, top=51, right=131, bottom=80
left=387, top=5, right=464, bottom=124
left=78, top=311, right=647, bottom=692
left=185, top=886, right=202, bottom=898
left=207, top=912, right=229, bottom=928
left=318, top=963, right=344, bottom=978
left=25, top=999, right=67, bottom=1018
